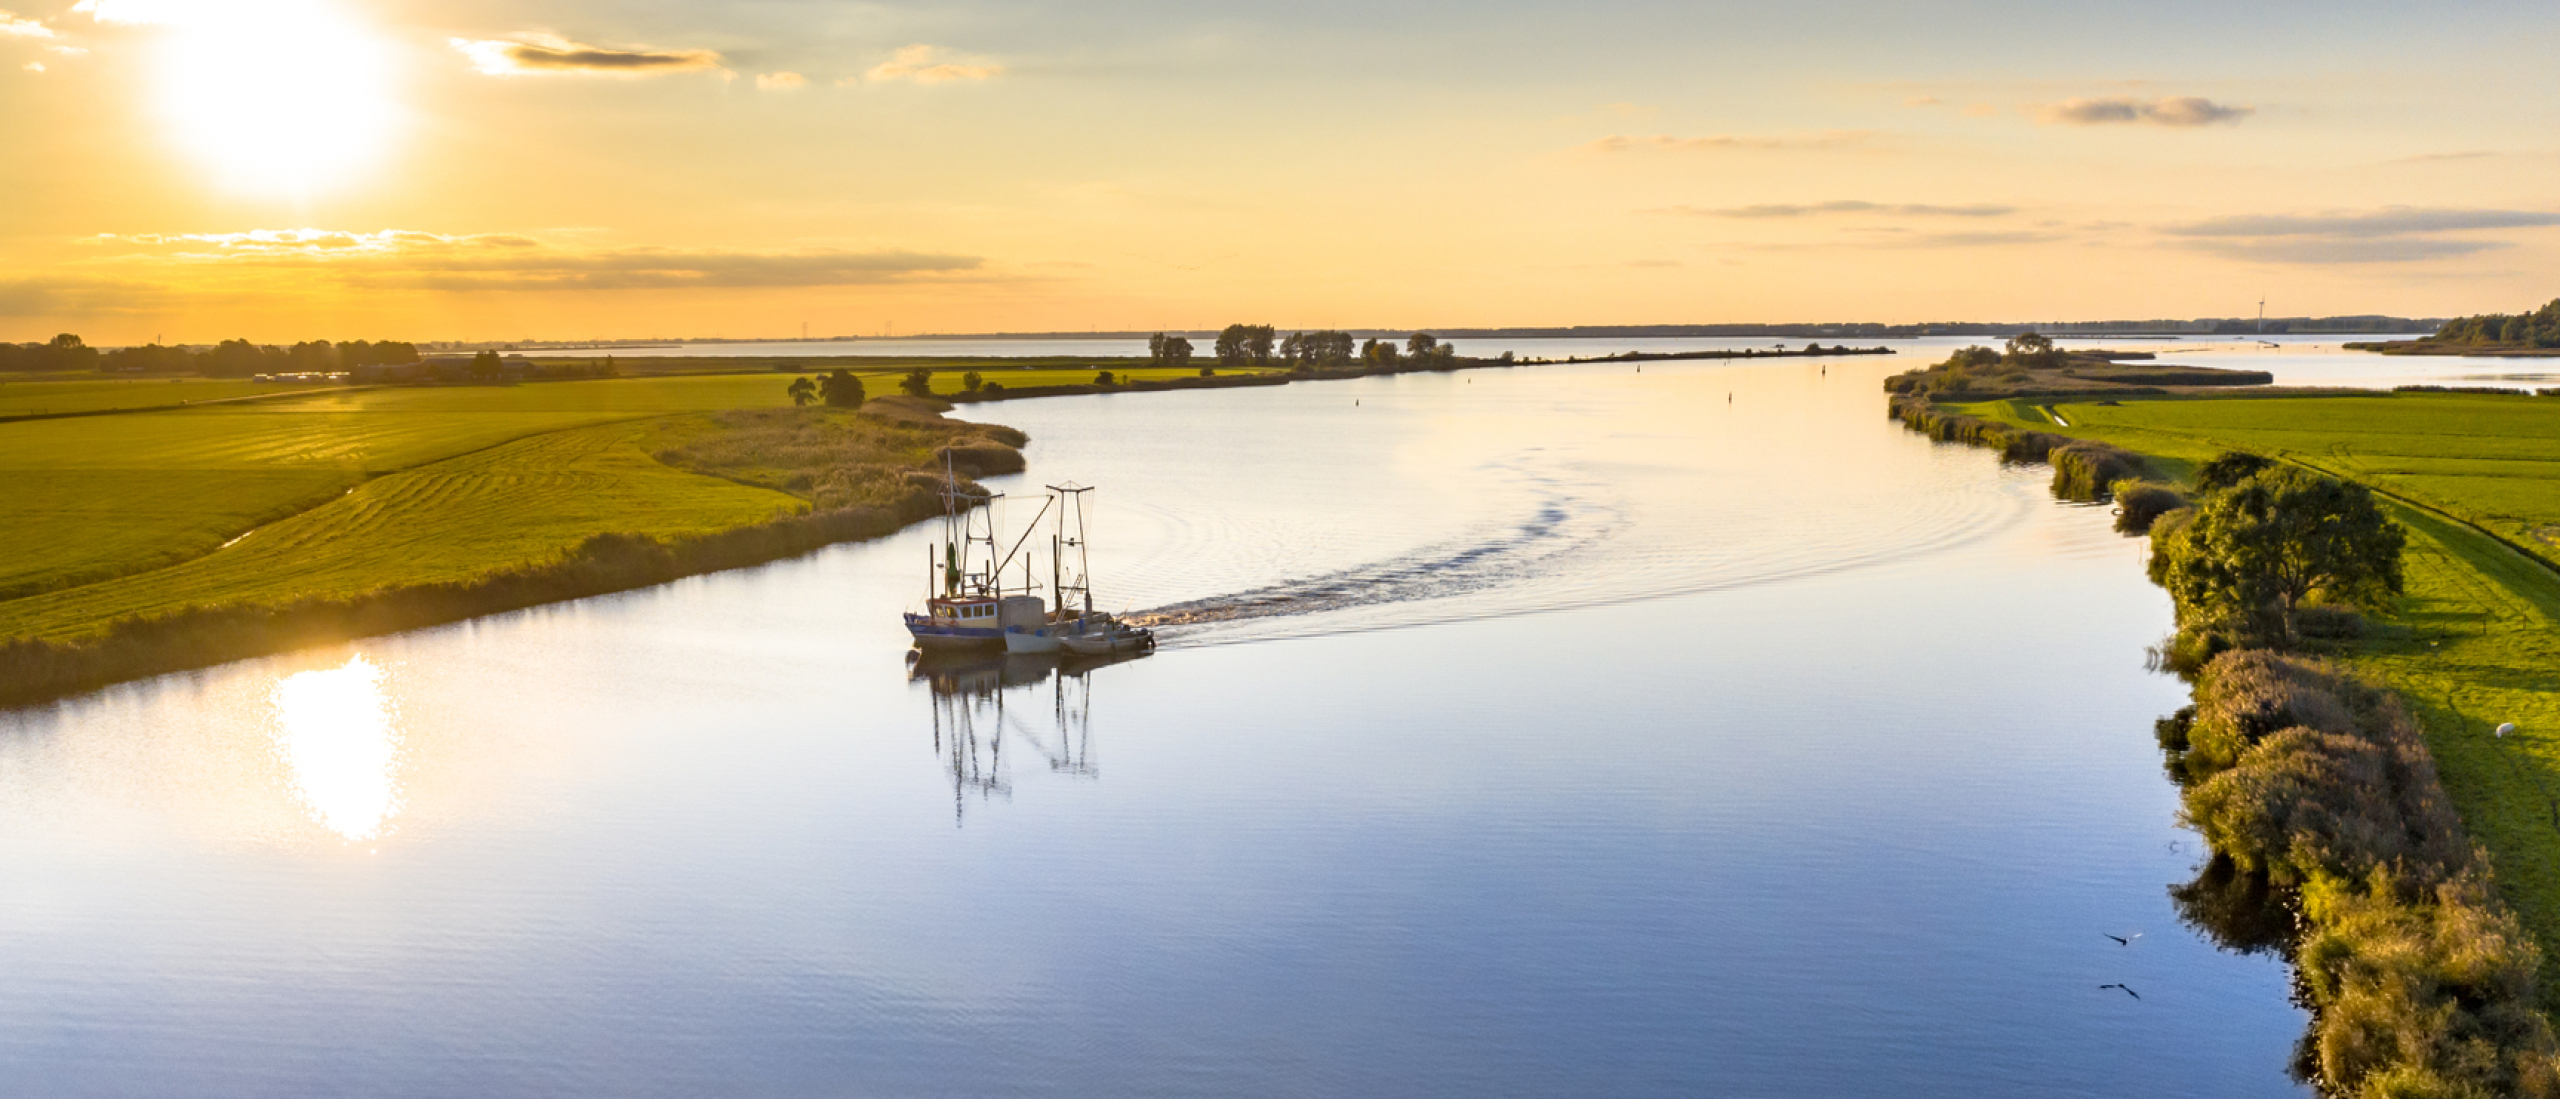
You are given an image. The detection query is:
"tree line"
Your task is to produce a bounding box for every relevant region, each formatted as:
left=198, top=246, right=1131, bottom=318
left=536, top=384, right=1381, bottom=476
left=0, top=334, right=425, bottom=376
left=2429, top=297, right=2560, bottom=348
left=1148, top=325, right=1459, bottom=371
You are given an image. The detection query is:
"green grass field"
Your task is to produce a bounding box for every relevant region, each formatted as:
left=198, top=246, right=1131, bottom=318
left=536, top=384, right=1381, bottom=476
left=0, top=378, right=335, bottom=416
left=1953, top=392, right=2560, bottom=989
left=0, top=375, right=803, bottom=611
left=0, top=420, right=800, bottom=640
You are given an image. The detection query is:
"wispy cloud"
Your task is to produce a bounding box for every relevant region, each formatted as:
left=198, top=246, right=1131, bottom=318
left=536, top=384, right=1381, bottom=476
left=85, top=229, right=985, bottom=291
left=2038, top=96, right=2252, bottom=127
left=1658, top=200, right=2014, bottom=219
left=1889, top=230, right=2066, bottom=248
left=451, top=34, right=723, bottom=77
left=2163, top=208, right=2560, bottom=239
left=864, top=44, right=1001, bottom=84
left=2161, top=206, right=2560, bottom=265
left=1583, top=130, right=1875, bottom=154
left=2181, top=238, right=2509, bottom=265
left=754, top=71, right=804, bottom=91
left=1901, top=95, right=1940, bottom=108
left=0, top=275, right=184, bottom=316
left=1, top=10, right=54, bottom=37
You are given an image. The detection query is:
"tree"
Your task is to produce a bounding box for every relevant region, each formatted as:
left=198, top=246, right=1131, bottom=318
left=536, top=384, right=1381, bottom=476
left=1406, top=332, right=1439, bottom=358
left=1282, top=330, right=1353, bottom=369
left=1153, top=334, right=1193, bottom=370
left=1361, top=338, right=1400, bottom=367
left=2155, top=467, right=2406, bottom=646
left=787, top=376, right=817, bottom=406
left=961, top=370, right=984, bottom=393
left=2003, top=331, right=2061, bottom=369
left=470, top=350, right=503, bottom=381
left=899, top=368, right=933, bottom=397
left=821, top=369, right=866, bottom=408
left=1215, top=323, right=1274, bottom=367
left=1094, top=370, right=1117, bottom=386
left=2194, top=451, right=2276, bottom=492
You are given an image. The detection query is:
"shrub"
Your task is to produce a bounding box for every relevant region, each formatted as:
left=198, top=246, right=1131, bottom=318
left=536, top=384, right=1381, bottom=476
left=2161, top=653, right=2560, bottom=1098
left=2111, top=479, right=2188, bottom=533
left=2050, top=441, right=2146, bottom=500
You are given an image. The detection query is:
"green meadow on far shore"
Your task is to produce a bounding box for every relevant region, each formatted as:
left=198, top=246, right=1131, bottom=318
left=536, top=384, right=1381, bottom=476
left=1950, top=391, right=2560, bottom=993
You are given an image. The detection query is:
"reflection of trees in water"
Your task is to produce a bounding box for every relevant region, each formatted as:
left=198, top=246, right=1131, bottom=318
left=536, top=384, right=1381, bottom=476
left=910, top=651, right=1139, bottom=824
left=2169, top=854, right=2297, bottom=957
left=2158, top=720, right=2319, bottom=1087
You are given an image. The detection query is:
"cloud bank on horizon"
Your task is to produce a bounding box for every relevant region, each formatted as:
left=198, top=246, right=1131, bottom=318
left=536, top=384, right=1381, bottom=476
left=3, top=0, right=2557, bottom=339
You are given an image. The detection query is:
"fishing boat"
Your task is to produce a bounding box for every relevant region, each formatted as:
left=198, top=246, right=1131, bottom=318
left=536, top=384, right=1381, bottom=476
left=905, top=460, right=1059, bottom=652
left=906, top=470, right=1155, bottom=657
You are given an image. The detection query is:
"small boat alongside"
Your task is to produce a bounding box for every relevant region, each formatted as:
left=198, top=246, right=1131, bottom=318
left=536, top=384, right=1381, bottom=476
left=1060, top=614, right=1154, bottom=656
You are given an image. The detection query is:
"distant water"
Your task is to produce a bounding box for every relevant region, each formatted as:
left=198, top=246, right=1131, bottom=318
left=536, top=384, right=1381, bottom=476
left=0, top=353, right=2342, bottom=1096
left=585, top=332, right=2550, bottom=391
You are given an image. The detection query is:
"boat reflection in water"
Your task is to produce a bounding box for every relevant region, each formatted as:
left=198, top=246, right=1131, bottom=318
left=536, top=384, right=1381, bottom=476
left=906, top=648, right=1148, bottom=823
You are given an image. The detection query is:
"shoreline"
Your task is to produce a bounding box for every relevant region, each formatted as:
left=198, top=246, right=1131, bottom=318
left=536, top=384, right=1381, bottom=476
left=1888, top=379, right=2560, bottom=1093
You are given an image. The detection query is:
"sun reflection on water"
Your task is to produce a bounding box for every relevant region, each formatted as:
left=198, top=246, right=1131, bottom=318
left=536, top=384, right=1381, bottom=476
left=269, top=655, right=403, bottom=841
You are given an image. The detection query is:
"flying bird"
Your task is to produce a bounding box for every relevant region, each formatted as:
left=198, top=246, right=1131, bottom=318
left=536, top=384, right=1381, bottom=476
left=2099, top=984, right=2140, bottom=1000
left=2103, top=932, right=2143, bottom=946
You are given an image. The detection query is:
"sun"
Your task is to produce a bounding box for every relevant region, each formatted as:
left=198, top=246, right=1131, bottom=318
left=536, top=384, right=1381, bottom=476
left=146, top=0, right=399, bottom=198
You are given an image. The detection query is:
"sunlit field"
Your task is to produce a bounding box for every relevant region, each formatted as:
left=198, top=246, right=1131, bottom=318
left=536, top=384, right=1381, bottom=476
left=0, top=376, right=799, bottom=603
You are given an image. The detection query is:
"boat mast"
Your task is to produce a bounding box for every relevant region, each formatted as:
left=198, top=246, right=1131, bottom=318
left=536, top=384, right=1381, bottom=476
left=1049, top=482, right=1095, bottom=618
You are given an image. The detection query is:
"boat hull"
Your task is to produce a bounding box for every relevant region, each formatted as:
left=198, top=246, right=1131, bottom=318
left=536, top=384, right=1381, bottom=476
left=1004, top=624, right=1063, bottom=654
left=905, top=613, right=1005, bottom=651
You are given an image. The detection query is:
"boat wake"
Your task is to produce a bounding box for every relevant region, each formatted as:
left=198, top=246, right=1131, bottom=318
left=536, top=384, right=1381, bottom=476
left=1123, top=446, right=2042, bottom=648
left=1128, top=478, right=1625, bottom=638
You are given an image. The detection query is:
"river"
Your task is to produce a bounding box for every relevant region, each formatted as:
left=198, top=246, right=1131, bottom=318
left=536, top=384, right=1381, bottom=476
left=5, top=339, right=2527, bottom=1096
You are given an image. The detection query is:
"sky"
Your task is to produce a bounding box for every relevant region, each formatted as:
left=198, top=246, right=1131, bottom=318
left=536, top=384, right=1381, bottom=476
left=1, top=0, right=2556, bottom=343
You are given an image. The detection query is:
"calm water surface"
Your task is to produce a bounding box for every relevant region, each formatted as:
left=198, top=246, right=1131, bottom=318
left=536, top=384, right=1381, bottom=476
left=0, top=354, right=2341, bottom=1095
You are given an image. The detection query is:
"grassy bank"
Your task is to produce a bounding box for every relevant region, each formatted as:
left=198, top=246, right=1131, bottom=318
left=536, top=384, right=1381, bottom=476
left=1892, top=375, right=2560, bottom=1090
left=1943, top=392, right=2560, bottom=967
left=0, top=378, right=1017, bottom=707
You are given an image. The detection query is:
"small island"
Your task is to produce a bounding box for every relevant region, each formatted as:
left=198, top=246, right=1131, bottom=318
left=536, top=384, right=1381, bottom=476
left=2347, top=298, right=2560, bottom=357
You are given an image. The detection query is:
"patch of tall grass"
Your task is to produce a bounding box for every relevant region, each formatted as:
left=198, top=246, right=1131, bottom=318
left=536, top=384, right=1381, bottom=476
left=2110, top=480, right=2188, bottom=533
left=2049, top=441, right=2148, bottom=501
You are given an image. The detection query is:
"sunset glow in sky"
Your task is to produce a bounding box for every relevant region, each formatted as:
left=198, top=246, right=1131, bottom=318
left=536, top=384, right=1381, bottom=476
left=2, top=0, right=2556, bottom=342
